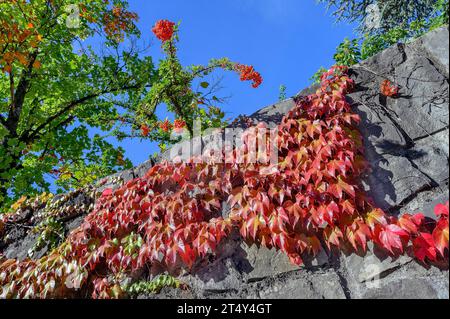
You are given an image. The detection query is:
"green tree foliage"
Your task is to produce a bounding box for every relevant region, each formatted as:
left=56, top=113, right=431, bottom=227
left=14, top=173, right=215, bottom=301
left=310, top=66, right=328, bottom=84
left=360, top=0, right=449, bottom=59
left=0, top=0, right=152, bottom=208
left=318, top=0, right=441, bottom=34
left=0, top=1, right=262, bottom=210
left=333, top=38, right=361, bottom=66
left=279, top=84, right=287, bottom=101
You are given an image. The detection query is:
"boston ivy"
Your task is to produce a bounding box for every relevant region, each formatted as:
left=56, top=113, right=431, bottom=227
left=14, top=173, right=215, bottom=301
left=0, top=66, right=447, bottom=299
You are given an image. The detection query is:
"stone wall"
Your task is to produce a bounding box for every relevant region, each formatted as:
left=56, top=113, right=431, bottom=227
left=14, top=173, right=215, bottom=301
left=1, top=27, right=448, bottom=299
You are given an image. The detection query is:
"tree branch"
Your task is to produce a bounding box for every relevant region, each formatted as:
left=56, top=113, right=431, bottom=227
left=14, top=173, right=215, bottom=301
left=0, top=114, right=7, bottom=129
left=21, top=83, right=148, bottom=143
left=6, top=50, right=38, bottom=135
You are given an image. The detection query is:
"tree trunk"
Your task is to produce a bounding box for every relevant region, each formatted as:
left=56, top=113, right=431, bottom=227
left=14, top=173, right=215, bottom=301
left=0, top=138, right=22, bottom=209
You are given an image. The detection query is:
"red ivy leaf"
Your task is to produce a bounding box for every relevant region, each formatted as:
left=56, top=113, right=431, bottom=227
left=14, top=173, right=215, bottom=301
left=413, top=233, right=437, bottom=262
left=101, top=188, right=113, bottom=198
left=323, top=227, right=343, bottom=248
left=375, top=224, right=409, bottom=254
left=245, top=213, right=262, bottom=240
left=398, top=214, right=423, bottom=234
left=346, top=221, right=371, bottom=252
left=433, top=219, right=449, bottom=257
left=366, top=208, right=388, bottom=229
left=380, top=80, right=399, bottom=97
left=288, top=254, right=303, bottom=266
left=435, top=202, right=449, bottom=218
left=272, top=233, right=290, bottom=252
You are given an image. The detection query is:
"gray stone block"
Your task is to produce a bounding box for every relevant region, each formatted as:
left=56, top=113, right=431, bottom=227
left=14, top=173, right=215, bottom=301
left=240, top=243, right=300, bottom=281
left=350, top=262, right=449, bottom=299
left=414, top=26, right=449, bottom=77
left=257, top=271, right=346, bottom=299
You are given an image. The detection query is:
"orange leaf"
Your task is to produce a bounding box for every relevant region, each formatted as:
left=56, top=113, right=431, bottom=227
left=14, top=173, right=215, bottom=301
left=380, top=79, right=399, bottom=97
left=33, top=60, right=41, bottom=69
left=366, top=208, right=387, bottom=228
left=398, top=214, right=421, bottom=234
left=433, top=219, right=449, bottom=256
left=323, top=227, right=343, bottom=248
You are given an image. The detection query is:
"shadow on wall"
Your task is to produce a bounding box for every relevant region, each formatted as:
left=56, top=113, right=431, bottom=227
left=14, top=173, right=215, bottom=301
left=348, top=82, right=435, bottom=215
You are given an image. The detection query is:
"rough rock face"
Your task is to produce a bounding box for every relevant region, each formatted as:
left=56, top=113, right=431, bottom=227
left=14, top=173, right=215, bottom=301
left=351, top=31, right=449, bottom=217
left=1, top=27, right=448, bottom=299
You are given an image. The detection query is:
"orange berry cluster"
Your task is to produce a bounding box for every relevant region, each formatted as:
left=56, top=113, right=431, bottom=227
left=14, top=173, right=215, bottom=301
left=152, top=20, right=175, bottom=42
left=235, top=63, right=263, bottom=88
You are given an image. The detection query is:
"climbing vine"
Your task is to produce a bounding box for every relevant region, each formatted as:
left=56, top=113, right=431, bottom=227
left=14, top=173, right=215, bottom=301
left=0, top=66, right=448, bottom=299
left=380, top=79, right=399, bottom=97
left=0, top=1, right=263, bottom=210
left=125, top=275, right=187, bottom=297
left=29, top=217, right=65, bottom=257
left=139, top=19, right=263, bottom=149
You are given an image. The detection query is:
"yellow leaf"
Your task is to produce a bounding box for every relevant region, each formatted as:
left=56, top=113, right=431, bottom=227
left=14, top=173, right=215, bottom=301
left=59, top=172, right=72, bottom=181
left=11, top=196, right=27, bottom=211
left=365, top=208, right=387, bottom=228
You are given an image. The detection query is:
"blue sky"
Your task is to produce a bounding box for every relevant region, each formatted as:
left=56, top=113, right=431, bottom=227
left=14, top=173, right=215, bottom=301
left=105, top=0, right=357, bottom=165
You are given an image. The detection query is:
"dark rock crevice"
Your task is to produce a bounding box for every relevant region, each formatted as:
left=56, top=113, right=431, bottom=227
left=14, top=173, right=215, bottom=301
left=413, top=126, right=449, bottom=143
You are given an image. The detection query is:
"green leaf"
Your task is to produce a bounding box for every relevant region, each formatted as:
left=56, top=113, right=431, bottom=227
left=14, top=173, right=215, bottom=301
left=200, top=81, right=209, bottom=88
